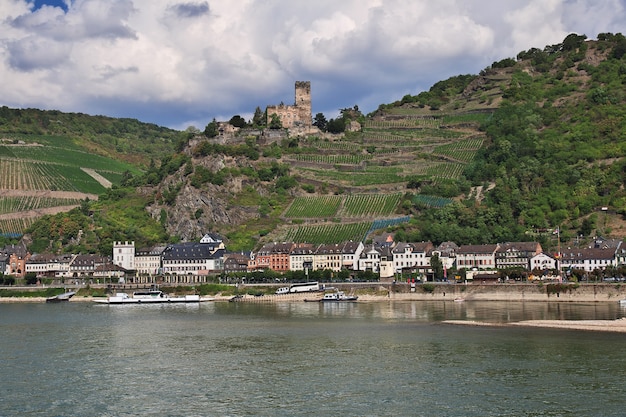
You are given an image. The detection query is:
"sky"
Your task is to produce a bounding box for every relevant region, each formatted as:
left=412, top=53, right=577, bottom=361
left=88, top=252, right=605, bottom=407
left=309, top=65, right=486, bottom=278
left=1, top=0, right=625, bottom=130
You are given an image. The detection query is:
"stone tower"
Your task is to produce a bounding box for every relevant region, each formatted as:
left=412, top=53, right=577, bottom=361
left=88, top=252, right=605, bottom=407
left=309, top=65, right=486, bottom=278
left=113, top=241, right=135, bottom=271
left=294, top=81, right=311, bottom=125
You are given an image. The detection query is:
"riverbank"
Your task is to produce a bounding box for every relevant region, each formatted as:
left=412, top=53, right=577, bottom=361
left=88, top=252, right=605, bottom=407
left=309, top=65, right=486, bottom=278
left=3, top=283, right=626, bottom=303
left=5, top=286, right=626, bottom=333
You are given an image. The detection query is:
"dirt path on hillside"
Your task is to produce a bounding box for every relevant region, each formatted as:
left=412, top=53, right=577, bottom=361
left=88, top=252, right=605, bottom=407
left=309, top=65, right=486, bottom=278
left=81, top=168, right=112, bottom=188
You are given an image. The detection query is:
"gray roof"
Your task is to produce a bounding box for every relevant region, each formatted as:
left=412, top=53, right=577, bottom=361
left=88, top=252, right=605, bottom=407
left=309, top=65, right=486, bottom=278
left=162, top=242, right=221, bottom=261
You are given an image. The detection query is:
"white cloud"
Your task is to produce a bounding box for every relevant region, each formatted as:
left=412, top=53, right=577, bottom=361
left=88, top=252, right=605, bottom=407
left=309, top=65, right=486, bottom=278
left=0, top=0, right=623, bottom=129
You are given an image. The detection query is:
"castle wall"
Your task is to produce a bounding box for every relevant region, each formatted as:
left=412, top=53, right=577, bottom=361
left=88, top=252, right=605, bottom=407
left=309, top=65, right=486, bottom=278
left=267, top=81, right=312, bottom=129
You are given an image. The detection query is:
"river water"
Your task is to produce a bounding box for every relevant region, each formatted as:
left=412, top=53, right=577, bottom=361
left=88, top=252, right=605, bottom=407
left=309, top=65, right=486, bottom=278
left=1, top=300, right=626, bottom=417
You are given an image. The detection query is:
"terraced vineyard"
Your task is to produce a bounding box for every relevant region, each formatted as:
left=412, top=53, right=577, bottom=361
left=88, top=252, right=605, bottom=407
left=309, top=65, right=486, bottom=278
left=338, top=193, right=402, bottom=217
left=268, top=107, right=494, bottom=244
left=291, top=154, right=372, bottom=165
left=432, top=137, right=485, bottom=162
left=282, top=222, right=372, bottom=244
left=0, top=138, right=139, bottom=236
left=284, top=194, right=402, bottom=219
left=287, top=110, right=490, bottom=194
left=0, top=195, right=82, bottom=215
left=412, top=195, right=454, bottom=208
left=284, top=195, right=342, bottom=218
left=0, top=218, right=36, bottom=238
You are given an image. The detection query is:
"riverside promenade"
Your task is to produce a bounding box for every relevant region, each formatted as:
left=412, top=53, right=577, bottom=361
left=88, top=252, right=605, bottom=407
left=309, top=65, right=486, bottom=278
left=2, top=283, right=626, bottom=304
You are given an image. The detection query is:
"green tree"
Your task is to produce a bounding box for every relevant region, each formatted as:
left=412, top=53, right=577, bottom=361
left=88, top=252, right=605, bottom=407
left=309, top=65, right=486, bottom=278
left=269, top=113, right=283, bottom=129
left=229, top=115, right=247, bottom=128
left=326, top=117, right=345, bottom=134
left=562, top=33, right=587, bottom=51
left=579, top=216, right=596, bottom=236
left=313, top=112, right=327, bottom=131
left=25, top=273, right=38, bottom=285
left=204, top=118, right=218, bottom=137
left=430, top=253, right=444, bottom=281
left=252, top=106, right=266, bottom=127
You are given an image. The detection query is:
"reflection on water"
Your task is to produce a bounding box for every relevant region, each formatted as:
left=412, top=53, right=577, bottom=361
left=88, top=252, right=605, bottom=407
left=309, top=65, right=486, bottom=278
left=217, top=299, right=624, bottom=322
left=1, top=301, right=625, bottom=417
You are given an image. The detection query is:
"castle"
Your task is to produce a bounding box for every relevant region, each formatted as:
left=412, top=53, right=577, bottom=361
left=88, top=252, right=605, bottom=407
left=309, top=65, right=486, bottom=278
left=266, top=81, right=312, bottom=129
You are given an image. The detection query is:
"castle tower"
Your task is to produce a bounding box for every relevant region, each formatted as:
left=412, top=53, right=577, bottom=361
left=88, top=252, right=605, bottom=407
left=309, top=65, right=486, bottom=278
left=113, top=241, right=135, bottom=271
left=294, top=81, right=311, bottom=126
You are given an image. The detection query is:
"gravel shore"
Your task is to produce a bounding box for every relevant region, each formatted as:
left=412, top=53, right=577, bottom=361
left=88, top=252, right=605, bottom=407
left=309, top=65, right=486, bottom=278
left=443, top=318, right=626, bottom=333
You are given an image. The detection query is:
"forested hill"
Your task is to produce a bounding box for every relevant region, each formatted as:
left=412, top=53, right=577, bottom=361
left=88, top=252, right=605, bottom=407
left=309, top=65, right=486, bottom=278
left=386, top=32, right=626, bottom=246
left=0, top=107, right=183, bottom=166
left=11, top=32, right=626, bottom=255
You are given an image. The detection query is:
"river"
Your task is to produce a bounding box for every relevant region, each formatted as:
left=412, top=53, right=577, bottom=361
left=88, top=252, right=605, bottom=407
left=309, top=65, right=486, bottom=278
left=1, top=300, right=625, bottom=416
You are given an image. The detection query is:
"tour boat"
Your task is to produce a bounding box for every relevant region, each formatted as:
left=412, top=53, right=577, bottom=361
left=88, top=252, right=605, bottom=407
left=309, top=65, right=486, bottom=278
left=94, top=290, right=212, bottom=304
left=319, top=291, right=358, bottom=302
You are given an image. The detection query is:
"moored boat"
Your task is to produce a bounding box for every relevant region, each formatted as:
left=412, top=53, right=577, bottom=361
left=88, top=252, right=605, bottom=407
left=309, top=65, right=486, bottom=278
left=94, top=290, right=212, bottom=304
left=46, top=291, right=76, bottom=303
left=319, top=291, right=358, bottom=302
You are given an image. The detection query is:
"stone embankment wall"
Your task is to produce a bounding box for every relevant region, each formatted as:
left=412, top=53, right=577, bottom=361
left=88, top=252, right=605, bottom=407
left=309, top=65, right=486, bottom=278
left=232, top=283, right=626, bottom=303
left=346, top=283, right=626, bottom=303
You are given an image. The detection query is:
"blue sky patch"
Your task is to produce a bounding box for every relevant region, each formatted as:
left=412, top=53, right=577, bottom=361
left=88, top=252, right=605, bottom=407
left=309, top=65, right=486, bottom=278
left=32, top=0, right=68, bottom=12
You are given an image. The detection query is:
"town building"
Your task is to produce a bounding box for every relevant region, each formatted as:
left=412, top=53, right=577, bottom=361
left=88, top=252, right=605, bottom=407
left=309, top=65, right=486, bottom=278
left=314, top=243, right=344, bottom=272
left=135, top=246, right=166, bottom=276
left=161, top=242, right=224, bottom=278
left=358, top=245, right=381, bottom=273
left=392, top=241, right=434, bottom=274
left=289, top=243, right=315, bottom=272
left=530, top=252, right=558, bottom=271
left=378, top=246, right=395, bottom=280
left=432, top=241, right=458, bottom=271
left=495, top=242, right=543, bottom=270
left=25, top=254, right=74, bottom=278
left=248, top=242, right=273, bottom=271
left=456, top=244, right=499, bottom=270
left=113, top=241, right=135, bottom=271
left=223, top=252, right=252, bottom=275
left=1, top=243, right=29, bottom=277
left=559, top=247, right=620, bottom=272
left=341, top=241, right=365, bottom=271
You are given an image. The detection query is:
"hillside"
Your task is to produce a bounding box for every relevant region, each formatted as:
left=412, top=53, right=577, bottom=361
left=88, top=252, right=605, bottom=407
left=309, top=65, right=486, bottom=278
left=7, top=32, right=626, bottom=255
left=0, top=111, right=184, bottom=238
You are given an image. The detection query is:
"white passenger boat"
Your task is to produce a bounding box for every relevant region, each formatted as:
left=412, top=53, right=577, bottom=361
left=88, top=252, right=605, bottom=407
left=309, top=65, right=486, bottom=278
left=319, top=291, right=358, bottom=302
left=94, top=290, right=212, bottom=304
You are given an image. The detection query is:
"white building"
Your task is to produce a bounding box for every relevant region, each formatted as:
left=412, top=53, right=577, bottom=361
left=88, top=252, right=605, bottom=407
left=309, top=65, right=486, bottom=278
left=313, top=243, right=344, bottom=272
left=289, top=243, right=315, bottom=272
left=560, top=248, right=619, bottom=272
left=135, top=246, right=165, bottom=275
left=530, top=252, right=558, bottom=271
left=456, top=244, right=499, bottom=270
left=392, top=241, right=434, bottom=273
left=358, top=245, right=381, bottom=273
left=341, top=241, right=365, bottom=271
left=113, top=241, right=135, bottom=271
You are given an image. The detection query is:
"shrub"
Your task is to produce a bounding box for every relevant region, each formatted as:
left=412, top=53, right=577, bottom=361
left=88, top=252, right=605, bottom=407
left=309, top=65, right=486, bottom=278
left=422, top=283, right=435, bottom=293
